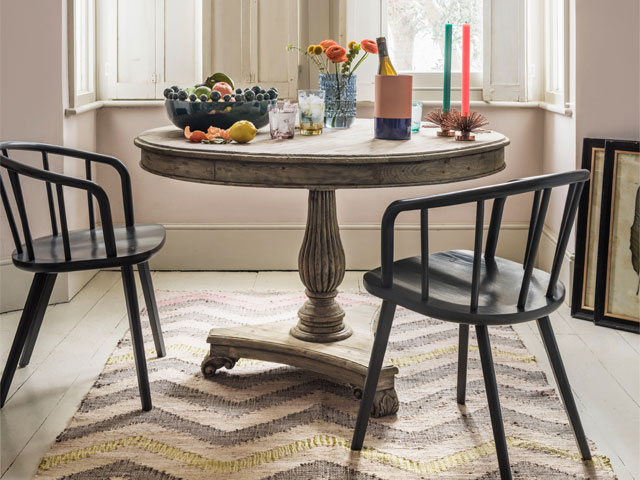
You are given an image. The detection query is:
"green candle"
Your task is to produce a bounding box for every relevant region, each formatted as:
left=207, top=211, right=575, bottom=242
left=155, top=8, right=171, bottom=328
left=443, top=24, right=452, bottom=112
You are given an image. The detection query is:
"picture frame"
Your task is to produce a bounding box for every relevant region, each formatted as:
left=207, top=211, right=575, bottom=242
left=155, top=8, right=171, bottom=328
left=571, top=138, right=607, bottom=321
left=594, top=140, right=640, bottom=333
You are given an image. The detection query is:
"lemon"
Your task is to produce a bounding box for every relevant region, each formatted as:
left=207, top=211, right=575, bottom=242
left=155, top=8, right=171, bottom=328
left=229, top=120, right=257, bottom=143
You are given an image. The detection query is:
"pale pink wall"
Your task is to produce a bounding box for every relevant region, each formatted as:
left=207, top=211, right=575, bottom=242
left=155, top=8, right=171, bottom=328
left=575, top=0, right=639, bottom=144
left=542, top=0, right=639, bottom=251
left=96, top=105, right=544, bottom=228
left=0, top=0, right=96, bottom=258
left=542, top=111, right=576, bottom=237
left=0, top=0, right=65, bottom=258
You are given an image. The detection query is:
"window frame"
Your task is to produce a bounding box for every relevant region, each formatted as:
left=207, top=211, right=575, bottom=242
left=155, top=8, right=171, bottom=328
left=67, top=0, right=96, bottom=108
left=543, top=0, right=570, bottom=107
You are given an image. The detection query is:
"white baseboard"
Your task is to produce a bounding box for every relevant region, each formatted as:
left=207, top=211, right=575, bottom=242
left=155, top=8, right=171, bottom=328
left=0, top=259, right=96, bottom=313
left=149, top=223, right=532, bottom=271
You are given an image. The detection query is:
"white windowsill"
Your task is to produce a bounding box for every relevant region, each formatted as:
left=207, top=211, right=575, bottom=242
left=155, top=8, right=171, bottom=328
left=537, top=101, right=573, bottom=116
left=65, top=99, right=573, bottom=117
left=65, top=100, right=165, bottom=115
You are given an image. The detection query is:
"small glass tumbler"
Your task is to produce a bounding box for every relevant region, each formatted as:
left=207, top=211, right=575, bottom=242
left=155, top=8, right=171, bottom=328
left=268, top=101, right=298, bottom=140
left=298, top=90, right=325, bottom=135
left=411, top=101, right=423, bottom=133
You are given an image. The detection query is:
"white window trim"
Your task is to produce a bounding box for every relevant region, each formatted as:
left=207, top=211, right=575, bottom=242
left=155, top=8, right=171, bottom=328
left=543, top=0, right=570, bottom=107
left=67, top=0, right=96, bottom=108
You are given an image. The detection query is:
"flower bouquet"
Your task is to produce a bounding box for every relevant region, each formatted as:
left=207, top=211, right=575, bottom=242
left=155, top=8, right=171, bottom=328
left=288, top=39, right=377, bottom=128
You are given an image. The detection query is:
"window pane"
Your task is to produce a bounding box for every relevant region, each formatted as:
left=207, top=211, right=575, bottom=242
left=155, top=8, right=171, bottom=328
left=387, top=0, right=483, bottom=73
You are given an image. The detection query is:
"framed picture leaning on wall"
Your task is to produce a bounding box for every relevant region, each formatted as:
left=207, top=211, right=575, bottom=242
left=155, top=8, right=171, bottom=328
left=571, top=138, right=607, bottom=321
left=594, top=140, right=640, bottom=333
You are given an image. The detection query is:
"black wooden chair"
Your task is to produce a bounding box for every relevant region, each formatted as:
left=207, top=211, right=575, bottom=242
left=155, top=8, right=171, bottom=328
left=351, top=170, right=591, bottom=479
left=0, top=142, right=166, bottom=411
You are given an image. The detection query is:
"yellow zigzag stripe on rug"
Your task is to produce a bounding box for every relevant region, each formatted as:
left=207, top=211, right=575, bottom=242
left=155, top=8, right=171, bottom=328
left=106, top=345, right=258, bottom=367
left=38, top=434, right=611, bottom=475
left=391, top=345, right=536, bottom=368
left=106, top=344, right=535, bottom=366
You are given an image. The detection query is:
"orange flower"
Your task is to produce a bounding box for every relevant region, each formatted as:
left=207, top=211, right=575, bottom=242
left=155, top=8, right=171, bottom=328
left=361, top=39, right=378, bottom=54
left=319, top=39, right=338, bottom=50
left=325, top=44, right=347, bottom=63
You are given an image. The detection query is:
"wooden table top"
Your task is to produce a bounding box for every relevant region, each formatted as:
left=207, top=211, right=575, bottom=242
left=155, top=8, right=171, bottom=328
left=135, top=118, right=509, bottom=189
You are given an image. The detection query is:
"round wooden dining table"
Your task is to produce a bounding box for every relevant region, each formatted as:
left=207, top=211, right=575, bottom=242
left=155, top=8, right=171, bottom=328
left=135, top=118, right=509, bottom=417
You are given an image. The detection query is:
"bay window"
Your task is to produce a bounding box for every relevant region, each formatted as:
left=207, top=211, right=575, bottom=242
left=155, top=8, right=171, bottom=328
left=71, top=0, right=565, bottom=108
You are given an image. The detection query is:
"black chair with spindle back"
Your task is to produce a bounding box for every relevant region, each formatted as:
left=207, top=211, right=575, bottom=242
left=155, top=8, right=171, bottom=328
left=0, top=142, right=167, bottom=411
left=351, top=170, right=591, bottom=479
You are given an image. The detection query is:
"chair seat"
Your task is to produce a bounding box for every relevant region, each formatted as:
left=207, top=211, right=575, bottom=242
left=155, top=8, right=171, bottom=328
left=363, top=250, right=565, bottom=325
left=12, top=224, right=166, bottom=273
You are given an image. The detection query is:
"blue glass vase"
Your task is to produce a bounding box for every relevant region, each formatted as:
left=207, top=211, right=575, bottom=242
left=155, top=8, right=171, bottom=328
left=319, top=73, right=357, bottom=129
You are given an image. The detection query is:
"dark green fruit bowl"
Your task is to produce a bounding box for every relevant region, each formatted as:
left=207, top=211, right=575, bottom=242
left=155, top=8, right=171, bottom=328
left=165, top=99, right=276, bottom=131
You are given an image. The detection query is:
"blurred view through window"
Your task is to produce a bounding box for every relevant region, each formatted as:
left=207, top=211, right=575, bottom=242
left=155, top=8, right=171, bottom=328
left=387, top=0, right=483, bottom=73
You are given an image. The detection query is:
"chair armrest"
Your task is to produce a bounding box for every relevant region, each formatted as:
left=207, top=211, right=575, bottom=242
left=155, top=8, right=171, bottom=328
left=385, top=170, right=589, bottom=215
left=0, top=154, right=117, bottom=256
left=379, top=170, right=590, bottom=288
left=0, top=141, right=134, bottom=226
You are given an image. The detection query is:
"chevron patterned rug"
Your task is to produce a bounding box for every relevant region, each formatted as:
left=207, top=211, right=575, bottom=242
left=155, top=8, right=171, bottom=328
left=36, top=290, right=616, bottom=479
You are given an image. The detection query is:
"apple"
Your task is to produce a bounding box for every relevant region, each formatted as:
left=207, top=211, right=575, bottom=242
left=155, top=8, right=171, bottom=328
left=212, top=82, right=233, bottom=97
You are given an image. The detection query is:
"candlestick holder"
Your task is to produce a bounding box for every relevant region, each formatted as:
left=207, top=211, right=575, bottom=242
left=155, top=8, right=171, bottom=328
left=443, top=110, right=489, bottom=141
left=424, top=108, right=456, bottom=137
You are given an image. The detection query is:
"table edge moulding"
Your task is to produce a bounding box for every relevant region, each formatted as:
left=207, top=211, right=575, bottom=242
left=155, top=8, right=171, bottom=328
left=135, top=118, right=509, bottom=417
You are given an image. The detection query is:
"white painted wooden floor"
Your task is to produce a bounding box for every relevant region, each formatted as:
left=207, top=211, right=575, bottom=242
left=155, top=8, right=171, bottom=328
left=0, top=271, right=638, bottom=479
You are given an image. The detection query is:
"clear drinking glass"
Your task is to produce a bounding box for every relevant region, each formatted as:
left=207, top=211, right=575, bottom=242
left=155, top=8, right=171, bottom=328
left=268, top=101, right=298, bottom=139
left=411, top=101, right=423, bottom=133
left=298, top=90, right=325, bottom=135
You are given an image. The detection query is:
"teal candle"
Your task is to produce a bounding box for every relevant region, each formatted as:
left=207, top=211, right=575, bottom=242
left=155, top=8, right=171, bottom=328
left=443, top=24, right=452, bottom=112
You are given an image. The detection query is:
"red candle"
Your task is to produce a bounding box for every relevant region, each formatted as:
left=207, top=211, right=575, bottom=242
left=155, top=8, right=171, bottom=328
left=461, top=24, right=470, bottom=117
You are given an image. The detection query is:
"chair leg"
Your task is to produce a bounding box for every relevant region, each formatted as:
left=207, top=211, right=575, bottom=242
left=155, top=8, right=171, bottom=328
left=476, top=325, right=512, bottom=480
left=457, top=323, right=469, bottom=405
left=121, top=265, right=152, bottom=411
left=19, top=274, right=57, bottom=367
left=537, top=316, right=592, bottom=460
left=1, top=273, right=51, bottom=408
left=138, top=262, right=166, bottom=358
left=351, top=301, right=397, bottom=451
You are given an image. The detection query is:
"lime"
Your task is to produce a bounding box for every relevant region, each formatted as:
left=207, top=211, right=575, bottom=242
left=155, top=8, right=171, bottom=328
left=194, top=86, right=211, bottom=99
left=229, top=120, right=257, bottom=143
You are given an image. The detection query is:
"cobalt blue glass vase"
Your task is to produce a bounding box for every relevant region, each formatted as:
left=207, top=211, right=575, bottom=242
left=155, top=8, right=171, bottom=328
left=319, top=73, right=357, bottom=129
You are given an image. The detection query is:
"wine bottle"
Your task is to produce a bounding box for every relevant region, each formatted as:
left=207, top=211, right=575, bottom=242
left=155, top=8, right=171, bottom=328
left=376, top=37, right=397, bottom=76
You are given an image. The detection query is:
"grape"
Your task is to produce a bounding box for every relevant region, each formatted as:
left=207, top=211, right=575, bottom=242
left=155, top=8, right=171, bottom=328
left=163, top=88, right=172, bottom=98
left=200, top=94, right=208, bottom=102
left=235, top=88, right=243, bottom=94
left=223, top=94, right=231, bottom=101
left=210, top=90, right=221, bottom=101
left=244, top=90, right=255, bottom=101
left=171, top=85, right=179, bottom=92
left=256, top=93, right=264, bottom=101
left=177, top=90, right=188, bottom=101
left=251, top=85, right=261, bottom=94
left=234, top=94, right=243, bottom=102
left=189, top=94, right=197, bottom=101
